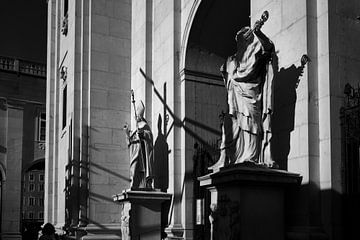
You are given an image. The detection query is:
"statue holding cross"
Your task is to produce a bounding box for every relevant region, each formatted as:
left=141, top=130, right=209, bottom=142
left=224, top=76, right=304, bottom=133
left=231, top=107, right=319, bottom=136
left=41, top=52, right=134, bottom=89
left=124, top=91, right=154, bottom=189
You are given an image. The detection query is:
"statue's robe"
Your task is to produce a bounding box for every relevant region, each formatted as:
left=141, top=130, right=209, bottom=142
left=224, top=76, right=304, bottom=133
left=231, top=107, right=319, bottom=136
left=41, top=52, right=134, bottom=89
left=127, top=120, right=154, bottom=189
left=219, top=35, right=274, bottom=166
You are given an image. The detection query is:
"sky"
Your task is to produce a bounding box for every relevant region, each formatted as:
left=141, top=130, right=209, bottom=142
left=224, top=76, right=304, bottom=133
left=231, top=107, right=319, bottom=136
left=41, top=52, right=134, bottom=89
left=0, top=0, right=47, bottom=63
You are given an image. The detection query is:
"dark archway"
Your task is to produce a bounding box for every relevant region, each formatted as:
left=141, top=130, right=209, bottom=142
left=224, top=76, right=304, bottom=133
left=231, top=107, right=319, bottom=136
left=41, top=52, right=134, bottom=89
left=182, top=0, right=251, bottom=147
left=24, top=158, right=45, bottom=172
left=187, top=0, right=250, bottom=59
left=182, top=1, right=251, bottom=239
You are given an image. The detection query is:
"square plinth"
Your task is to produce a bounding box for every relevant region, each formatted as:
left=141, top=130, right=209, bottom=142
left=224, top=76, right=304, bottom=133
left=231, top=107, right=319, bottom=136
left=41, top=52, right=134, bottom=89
left=198, top=164, right=302, bottom=240
left=113, top=190, right=172, bottom=240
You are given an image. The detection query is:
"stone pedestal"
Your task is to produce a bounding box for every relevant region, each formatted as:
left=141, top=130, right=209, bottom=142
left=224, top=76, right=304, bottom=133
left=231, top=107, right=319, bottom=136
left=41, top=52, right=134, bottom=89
left=198, top=164, right=302, bottom=240
left=113, top=190, right=172, bottom=240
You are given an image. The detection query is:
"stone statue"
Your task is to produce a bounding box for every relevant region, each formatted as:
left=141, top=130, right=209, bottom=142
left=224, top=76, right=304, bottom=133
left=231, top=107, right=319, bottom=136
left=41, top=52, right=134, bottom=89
left=124, top=96, right=154, bottom=189
left=210, top=11, right=277, bottom=171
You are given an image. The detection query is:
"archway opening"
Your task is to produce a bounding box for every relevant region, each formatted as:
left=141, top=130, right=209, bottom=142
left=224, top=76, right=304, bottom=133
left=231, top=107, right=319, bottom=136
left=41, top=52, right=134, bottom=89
left=183, top=0, right=251, bottom=140
left=183, top=0, right=250, bottom=238
left=22, top=159, right=45, bottom=238
left=187, top=0, right=250, bottom=60
left=183, top=0, right=251, bottom=155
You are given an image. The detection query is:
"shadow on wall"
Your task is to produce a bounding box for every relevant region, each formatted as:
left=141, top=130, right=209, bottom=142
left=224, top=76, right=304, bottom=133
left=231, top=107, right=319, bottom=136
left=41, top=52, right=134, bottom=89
left=153, top=114, right=170, bottom=192
left=206, top=182, right=360, bottom=240
left=140, top=70, right=223, bottom=237
left=286, top=183, right=360, bottom=240
left=271, top=53, right=309, bottom=170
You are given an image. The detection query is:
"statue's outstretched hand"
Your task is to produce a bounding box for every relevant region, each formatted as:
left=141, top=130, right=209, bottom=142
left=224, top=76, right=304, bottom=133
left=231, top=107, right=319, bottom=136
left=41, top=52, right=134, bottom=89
left=254, top=20, right=264, bottom=32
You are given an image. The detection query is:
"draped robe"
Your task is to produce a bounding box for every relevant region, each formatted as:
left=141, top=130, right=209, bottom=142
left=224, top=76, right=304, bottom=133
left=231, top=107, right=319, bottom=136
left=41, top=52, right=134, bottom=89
left=127, top=120, right=154, bottom=189
left=218, top=34, right=274, bottom=166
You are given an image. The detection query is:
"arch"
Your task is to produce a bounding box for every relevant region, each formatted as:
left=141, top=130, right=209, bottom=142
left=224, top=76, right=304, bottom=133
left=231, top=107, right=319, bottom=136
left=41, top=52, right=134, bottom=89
left=179, top=0, right=201, bottom=72
left=23, top=158, right=45, bottom=173
left=178, top=2, right=252, bottom=238
left=180, top=0, right=251, bottom=72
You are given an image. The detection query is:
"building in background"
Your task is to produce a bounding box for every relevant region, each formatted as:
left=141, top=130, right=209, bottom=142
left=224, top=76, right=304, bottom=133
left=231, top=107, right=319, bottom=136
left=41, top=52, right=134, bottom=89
left=22, top=170, right=45, bottom=234
left=45, top=0, right=360, bottom=240
left=0, top=56, right=46, bottom=239
left=0, top=1, right=47, bottom=239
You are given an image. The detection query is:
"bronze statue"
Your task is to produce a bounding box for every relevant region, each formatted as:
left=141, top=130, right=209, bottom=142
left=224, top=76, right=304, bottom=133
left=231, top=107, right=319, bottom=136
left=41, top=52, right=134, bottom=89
left=124, top=91, right=154, bottom=189
left=210, top=11, right=277, bottom=171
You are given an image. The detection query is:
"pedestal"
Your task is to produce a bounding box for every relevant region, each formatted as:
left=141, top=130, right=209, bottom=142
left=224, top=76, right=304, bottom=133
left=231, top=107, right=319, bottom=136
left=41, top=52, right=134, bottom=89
left=113, top=190, right=172, bottom=240
left=198, top=164, right=302, bottom=240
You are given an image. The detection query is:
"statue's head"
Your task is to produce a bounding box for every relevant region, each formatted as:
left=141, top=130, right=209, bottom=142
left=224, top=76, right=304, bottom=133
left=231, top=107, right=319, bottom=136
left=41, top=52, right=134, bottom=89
left=135, top=100, right=145, bottom=121
left=235, top=26, right=254, bottom=47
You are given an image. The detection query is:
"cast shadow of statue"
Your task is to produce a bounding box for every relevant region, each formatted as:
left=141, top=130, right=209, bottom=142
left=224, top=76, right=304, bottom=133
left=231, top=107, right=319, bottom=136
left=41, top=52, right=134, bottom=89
left=271, top=53, right=308, bottom=170
left=153, top=114, right=170, bottom=192
left=153, top=114, right=171, bottom=239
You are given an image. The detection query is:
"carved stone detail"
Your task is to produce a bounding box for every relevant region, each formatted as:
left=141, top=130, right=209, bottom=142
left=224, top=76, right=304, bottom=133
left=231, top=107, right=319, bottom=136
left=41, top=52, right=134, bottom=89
left=61, top=15, right=68, bottom=36
left=60, top=66, right=67, bottom=81
left=209, top=195, right=241, bottom=240
left=120, top=203, right=131, bottom=240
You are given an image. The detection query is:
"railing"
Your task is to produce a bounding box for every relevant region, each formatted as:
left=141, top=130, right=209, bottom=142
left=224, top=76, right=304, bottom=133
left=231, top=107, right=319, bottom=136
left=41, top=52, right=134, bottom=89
left=0, top=56, right=46, bottom=78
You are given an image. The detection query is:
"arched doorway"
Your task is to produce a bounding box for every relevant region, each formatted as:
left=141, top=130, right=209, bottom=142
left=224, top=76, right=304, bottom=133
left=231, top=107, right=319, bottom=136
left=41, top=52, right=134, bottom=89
left=182, top=0, right=251, bottom=140
left=22, top=159, right=45, bottom=239
left=181, top=0, right=250, bottom=238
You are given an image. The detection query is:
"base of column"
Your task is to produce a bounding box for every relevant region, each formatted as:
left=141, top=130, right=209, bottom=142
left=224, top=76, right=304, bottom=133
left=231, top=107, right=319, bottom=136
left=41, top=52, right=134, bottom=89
left=164, top=224, right=184, bottom=240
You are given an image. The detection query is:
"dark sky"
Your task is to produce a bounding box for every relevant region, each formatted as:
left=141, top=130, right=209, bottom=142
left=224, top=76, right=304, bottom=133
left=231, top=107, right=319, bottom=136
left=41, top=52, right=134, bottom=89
left=0, top=0, right=47, bottom=63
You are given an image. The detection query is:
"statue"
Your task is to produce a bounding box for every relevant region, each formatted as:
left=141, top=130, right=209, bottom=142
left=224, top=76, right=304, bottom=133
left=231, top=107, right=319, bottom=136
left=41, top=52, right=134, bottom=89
left=124, top=91, right=154, bottom=189
left=210, top=11, right=277, bottom=171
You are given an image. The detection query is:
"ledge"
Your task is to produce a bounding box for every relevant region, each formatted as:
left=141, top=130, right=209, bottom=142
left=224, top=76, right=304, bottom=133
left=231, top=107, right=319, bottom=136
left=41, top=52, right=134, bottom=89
left=198, top=163, right=302, bottom=188
left=113, top=189, right=172, bottom=203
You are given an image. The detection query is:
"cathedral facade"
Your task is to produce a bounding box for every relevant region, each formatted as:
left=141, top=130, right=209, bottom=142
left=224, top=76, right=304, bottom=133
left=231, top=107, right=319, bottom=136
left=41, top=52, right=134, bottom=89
left=45, top=0, right=360, bottom=239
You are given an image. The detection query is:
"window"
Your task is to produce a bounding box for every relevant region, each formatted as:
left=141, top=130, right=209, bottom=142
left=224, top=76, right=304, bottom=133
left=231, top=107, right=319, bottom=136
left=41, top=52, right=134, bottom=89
left=62, top=85, right=67, bottom=129
left=29, top=183, right=35, bottom=192
left=29, top=173, right=34, bottom=181
left=39, top=173, right=44, bottom=182
left=29, top=197, right=35, bottom=206
left=39, top=212, right=44, bottom=219
left=39, top=183, right=44, bottom=192
left=39, top=197, right=44, bottom=207
left=28, top=212, right=34, bottom=219
left=37, top=112, right=46, bottom=141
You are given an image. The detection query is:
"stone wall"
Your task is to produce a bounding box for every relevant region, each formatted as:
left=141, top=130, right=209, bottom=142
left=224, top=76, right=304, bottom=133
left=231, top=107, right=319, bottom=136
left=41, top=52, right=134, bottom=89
left=45, top=0, right=131, bottom=237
